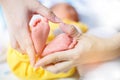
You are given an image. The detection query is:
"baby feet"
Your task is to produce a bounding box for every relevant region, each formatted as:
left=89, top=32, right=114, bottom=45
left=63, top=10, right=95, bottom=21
left=31, top=17, right=78, bottom=56
left=31, top=18, right=50, bottom=54
left=42, top=33, right=72, bottom=56
left=42, top=24, right=78, bottom=56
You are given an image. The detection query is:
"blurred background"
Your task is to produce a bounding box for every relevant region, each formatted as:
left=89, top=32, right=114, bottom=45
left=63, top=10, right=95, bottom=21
left=0, top=0, right=120, bottom=80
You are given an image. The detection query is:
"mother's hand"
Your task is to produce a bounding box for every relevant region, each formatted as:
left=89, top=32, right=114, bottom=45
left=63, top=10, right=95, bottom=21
left=0, top=0, right=61, bottom=66
left=35, top=25, right=120, bottom=73
left=33, top=24, right=98, bottom=73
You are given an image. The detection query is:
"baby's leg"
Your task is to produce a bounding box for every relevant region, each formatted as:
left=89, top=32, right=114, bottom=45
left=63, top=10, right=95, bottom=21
left=42, top=33, right=72, bottom=56
left=31, top=18, right=50, bottom=54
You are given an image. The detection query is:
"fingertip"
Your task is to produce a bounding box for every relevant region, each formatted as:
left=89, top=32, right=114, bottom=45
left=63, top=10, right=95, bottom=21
left=27, top=48, right=36, bottom=67
left=36, top=3, right=62, bottom=23
left=30, top=58, right=35, bottom=67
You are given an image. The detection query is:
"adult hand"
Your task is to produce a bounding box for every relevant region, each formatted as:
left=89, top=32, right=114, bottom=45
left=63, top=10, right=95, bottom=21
left=0, top=0, right=61, bottom=66
left=35, top=24, right=120, bottom=73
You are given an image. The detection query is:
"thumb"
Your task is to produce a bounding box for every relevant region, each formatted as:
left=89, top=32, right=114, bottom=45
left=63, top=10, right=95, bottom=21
left=27, top=46, right=36, bottom=66
left=60, top=23, right=82, bottom=38
left=32, top=1, right=61, bottom=23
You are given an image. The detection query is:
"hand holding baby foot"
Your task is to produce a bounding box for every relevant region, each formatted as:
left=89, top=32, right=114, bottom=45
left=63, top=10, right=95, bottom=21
left=42, top=23, right=79, bottom=56
left=35, top=28, right=120, bottom=74
left=42, top=33, right=72, bottom=56
left=31, top=17, right=78, bottom=57
left=34, top=24, right=81, bottom=71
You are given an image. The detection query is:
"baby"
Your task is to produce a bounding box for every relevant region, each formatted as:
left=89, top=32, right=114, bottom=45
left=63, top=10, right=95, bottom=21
left=51, top=3, right=79, bottom=22
left=7, top=3, right=87, bottom=80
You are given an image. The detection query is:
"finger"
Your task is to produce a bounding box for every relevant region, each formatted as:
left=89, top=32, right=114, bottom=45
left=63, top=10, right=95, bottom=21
left=60, top=23, right=81, bottom=39
left=11, top=41, right=25, bottom=54
left=35, top=50, right=74, bottom=68
left=17, top=35, right=36, bottom=66
left=45, top=61, right=74, bottom=74
left=32, top=1, right=62, bottom=23
left=26, top=45, right=36, bottom=66
left=25, top=36, right=36, bottom=66
left=9, top=34, right=19, bottom=49
left=16, top=24, right=36, bottom=66
left=9, top=33, right=24, bottom=53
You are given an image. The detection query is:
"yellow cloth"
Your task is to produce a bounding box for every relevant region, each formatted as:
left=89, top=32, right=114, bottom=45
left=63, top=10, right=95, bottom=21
left=7, top=48, right=75, bottom=80
left=7, top=19, right=88, bottom=80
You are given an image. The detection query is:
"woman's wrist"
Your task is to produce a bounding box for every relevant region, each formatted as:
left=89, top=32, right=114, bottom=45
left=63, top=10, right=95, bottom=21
left=97, top=33, right=120, bottom=62
left=108, top=33, right=120, bottom=54
left=78, top=33, right=120, bottom=65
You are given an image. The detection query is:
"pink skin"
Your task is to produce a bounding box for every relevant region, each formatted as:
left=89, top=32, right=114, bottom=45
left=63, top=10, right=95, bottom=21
left=31, top=18, right=50, bottom=54
left=31, top=18, right=77, bottom=57
left=42, top=33, right=72, bottom=56
left=59, top=23, right=78, bottom=49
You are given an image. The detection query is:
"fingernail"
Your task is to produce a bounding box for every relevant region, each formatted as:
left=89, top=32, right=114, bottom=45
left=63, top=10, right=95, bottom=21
left=54, top=17, right=62, bottom=23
